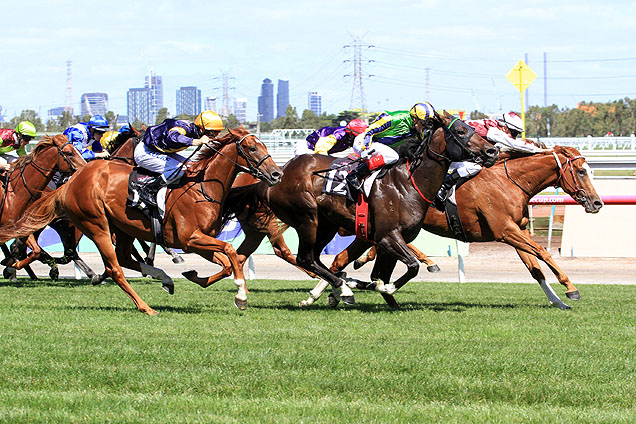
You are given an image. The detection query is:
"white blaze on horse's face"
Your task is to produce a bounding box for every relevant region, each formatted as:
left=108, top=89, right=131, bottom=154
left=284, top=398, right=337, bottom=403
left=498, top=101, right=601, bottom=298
left=582, top=162, right=594, bottom=182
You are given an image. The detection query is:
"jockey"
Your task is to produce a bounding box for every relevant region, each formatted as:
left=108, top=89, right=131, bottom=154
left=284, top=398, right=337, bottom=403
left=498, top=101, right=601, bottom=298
left=97, top=124, right=135, bottom=152
left=294, top=119, right=368, bottom=156
left=346, top=102, right=436, bottom=191
left=63, top=115, right=111, bottom=161
left=133, top=110, right=223, bottom=204
left=0, top=121, right=37, bottom=171
left=434, top=111, right=544, bottom=210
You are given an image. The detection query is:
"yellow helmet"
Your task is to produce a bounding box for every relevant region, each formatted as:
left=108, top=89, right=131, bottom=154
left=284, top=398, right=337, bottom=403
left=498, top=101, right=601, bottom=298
left=409, top=102, right=436, bottom=122
left=194, top=110, right=224, bottom=132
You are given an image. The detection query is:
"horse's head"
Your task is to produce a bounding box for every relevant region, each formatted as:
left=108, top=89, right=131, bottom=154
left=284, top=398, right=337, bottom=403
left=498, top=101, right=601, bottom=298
left=552, top=146, right=603, bottom=213
left=435, top=111, right=499, bottom=167
left=217, top=127, right=283, bottom=186
left=22, top=135, right=86, bottom=175
left=54, top=135, right=87, bottom=173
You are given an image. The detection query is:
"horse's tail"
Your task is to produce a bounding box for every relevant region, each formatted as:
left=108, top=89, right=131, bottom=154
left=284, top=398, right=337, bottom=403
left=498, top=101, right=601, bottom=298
left=0, top=184, right=69, bottom=244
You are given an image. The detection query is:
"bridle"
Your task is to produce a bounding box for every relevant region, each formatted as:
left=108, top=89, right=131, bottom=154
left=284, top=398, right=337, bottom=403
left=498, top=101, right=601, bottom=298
left=503, top=151, right=589, bottom=204
left=427, top=117, right=480, bottom=164
left=0, top=140, right=79, bottom=221
left=553, top=152, right=588, bottom=204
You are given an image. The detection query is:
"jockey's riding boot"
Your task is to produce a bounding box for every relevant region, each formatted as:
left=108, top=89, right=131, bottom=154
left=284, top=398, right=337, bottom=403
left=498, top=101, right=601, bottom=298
left=346, top=161, right=372, bottom=192
left=434, top=170, right=462, bottom=211
left=140, top=177, right=167, bottom=207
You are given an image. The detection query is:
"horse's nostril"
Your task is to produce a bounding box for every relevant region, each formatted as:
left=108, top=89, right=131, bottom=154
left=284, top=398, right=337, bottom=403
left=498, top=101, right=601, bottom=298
left=486, top=147, right=498, bottom=157
left=593, top=200, right=604, bottom=209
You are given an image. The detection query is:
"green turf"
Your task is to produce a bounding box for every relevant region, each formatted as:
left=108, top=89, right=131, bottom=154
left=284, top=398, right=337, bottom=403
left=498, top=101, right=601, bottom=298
left=0, top=277, right=634, bottom=423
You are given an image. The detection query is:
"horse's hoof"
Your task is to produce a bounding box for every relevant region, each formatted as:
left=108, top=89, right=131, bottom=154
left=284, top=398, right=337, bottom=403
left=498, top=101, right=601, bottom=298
left=0, top=258, right=9, bottom=266
left=182, top=270, right=197, bottom=281
left=566, top=290, right=581, bottom=300
left=172, top=256, right=185, bottom=264
left=91, top=275, right=105, bottom=286
left=427, top=264, right=441, bottom=273
left=144, top=308, right=159, bottom=316
left=341, top=295, right=355, bottom=305
left=327, top=293, right=340, bottom=308
left=234, top=297, right=247, bottom=310
left=3, top=267, right=16, bottom=279
left=162, top=284, right=175, bottom=295
left=353, top=260, right=364, bottom=270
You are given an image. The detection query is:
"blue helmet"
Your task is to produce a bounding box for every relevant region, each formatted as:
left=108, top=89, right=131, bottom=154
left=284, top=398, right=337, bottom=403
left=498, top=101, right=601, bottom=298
left=88, top=115, right=109, bottom=132
left=118, top=123, right=131, bottom=134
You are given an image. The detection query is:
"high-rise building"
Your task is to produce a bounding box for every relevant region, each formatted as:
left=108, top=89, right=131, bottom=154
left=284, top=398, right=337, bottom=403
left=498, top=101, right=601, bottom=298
left=47, top=107, right=66, bottom=121
left=308, top=91, right=322, bottom=116
left=277, top=79, right=289, bottom=118
left=234, top=97, right=248, bottom=123
left=80, top=92, right=108, bottom=116
left=205, top=97, right=217, bottom=112
left=176, top=86, right=201, bottom=117
left=127, top=87, right=152, bottom=124
left=144, top=69, right=163, bottom=123
left=257, top=78, right=274, bottom=123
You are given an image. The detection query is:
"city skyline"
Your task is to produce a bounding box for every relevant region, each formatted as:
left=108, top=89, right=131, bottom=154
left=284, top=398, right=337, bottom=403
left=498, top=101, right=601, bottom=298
left=1, top=1, right=635, bottom=122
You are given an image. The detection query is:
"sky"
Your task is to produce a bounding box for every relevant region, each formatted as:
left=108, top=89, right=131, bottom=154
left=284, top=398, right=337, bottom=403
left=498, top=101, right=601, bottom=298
left=2, top=0, right=636, bottom=123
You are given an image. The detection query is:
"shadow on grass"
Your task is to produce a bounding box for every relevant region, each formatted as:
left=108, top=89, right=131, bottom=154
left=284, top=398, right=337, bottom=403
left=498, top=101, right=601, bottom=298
left=53, top=303, right=217, bottom=314
left=0, top=277, right=163, bottom=289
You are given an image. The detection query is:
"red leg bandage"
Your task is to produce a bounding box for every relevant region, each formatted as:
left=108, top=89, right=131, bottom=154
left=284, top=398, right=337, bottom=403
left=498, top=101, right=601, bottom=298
left=368, top=155, right=385, bottom=170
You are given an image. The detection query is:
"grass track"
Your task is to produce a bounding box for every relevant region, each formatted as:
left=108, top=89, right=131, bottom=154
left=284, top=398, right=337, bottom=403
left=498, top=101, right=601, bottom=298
left=0, top=277, right=634, bottom=423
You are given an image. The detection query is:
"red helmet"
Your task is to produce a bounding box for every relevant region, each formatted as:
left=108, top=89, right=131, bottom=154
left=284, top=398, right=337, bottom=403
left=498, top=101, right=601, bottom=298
left=345, top=119, right=367, bottom=136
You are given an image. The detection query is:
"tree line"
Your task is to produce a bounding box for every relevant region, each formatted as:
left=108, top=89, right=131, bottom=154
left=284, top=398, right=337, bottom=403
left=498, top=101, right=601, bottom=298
left=3, top=98, right=636, bottom=137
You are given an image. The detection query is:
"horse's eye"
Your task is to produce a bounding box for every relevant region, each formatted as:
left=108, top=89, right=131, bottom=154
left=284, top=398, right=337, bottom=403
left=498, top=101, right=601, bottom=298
left=249, top=146, right=257, bottom=153
left=578, top=169, right=586, bottom=176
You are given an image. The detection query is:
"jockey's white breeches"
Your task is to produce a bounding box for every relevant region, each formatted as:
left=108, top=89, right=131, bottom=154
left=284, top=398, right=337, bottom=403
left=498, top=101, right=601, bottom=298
left=134, top=142, right=189, bottom=183
left=449, top=161, right=483, bottom=178
left=0, top=152, right=19, bottom=165
left=293, top=139, right=313, bottom=157
left=352, top=141, right=399, bottom=166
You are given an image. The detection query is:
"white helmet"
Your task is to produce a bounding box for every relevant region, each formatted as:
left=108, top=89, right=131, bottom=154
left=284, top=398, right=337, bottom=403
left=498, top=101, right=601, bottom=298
left=500, top=112, right=523, bottom=134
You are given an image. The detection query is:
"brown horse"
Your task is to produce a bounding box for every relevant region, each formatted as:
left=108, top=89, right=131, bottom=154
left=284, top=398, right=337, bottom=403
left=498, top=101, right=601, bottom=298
left=0, top=136, right=86, bottom=272
left=222, top=111, right=499, bottom=307
left=327, top=145, right=603, bottom=309
left=0, top=127, right=282, bottom=315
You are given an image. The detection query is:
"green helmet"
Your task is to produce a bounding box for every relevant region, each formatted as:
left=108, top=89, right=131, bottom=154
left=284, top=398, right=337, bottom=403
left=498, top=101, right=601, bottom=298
left=15, top=121, right=37, bottom=138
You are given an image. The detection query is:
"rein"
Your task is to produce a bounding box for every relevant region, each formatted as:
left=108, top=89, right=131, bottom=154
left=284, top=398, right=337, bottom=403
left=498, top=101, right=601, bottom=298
left=504, top=159, right=533, bottom=196
left=406, top=159, right=433, bottom=203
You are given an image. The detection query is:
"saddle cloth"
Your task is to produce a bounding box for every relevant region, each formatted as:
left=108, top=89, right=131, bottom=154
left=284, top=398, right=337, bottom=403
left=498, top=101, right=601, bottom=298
left=321, top=156, right=380, bottom=199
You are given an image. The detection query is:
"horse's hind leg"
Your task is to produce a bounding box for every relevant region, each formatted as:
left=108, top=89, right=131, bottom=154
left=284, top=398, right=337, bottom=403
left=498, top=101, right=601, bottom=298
left=74, top=221, right=158, bottom=315
left=407, top=244, right=440, bottom=273
left=353, top=246, right=376, bottom=270
left=515, top=248, right=570, bottom=310
left=378, top=231, right=420, bottom=293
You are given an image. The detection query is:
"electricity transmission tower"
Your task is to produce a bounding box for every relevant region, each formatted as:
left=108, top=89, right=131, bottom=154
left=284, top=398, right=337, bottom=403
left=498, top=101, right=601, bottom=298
left=344, top=36, right=374, bottom=117
left=214, top=72, right=235, bottom=118
left=65, top=60, right=73, bottom=113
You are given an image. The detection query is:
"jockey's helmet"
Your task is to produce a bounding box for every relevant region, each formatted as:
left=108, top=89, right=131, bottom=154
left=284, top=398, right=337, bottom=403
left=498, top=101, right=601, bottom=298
left=118, top=123, right=132, bottom=134
left=195, top=111, right=224, bottom=132
left=345, top=119, right=367, bottom=136
left=410, top=102, right=436, bottom=122
left=88, top=115, right=110, bottom=133
left=500, top=112, right=523, bottom=136
left=15, top=121, right=37, bottom=139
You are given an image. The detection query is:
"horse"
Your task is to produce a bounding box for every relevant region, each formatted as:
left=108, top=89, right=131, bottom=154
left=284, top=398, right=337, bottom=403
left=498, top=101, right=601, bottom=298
left=0, top=127, right=282, bottom=315
left=222, top=111, right=499, bottom=307
left=0, top=135, right=86, bottom=275
left=326, top=145, right=603, bottom=309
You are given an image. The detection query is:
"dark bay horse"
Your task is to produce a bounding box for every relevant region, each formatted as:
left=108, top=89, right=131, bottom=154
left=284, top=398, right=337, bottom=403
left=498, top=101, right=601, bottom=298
left=0, top=136, right=86, bottom=274
left=0, top=127, right=282, bottom=315
left=223, top=111, right=499, bottom=307
left=327, top=145, right=603, bottom=309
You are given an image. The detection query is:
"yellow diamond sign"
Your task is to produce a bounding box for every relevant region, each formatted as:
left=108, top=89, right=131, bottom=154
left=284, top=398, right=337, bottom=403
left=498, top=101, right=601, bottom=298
left=506, top=60, right=537, bottom=93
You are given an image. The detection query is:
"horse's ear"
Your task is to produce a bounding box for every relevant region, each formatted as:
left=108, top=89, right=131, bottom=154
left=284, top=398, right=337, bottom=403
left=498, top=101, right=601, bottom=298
left=442, top=110, right=452, bottom=118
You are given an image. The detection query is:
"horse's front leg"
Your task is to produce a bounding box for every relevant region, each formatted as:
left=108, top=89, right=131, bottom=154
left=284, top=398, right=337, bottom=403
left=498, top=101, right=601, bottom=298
left=181, top=252, right=233, bottom=289
left=377, top=231, right=420, bottom=293
left=502, top=227, right=580, bottom=301
left=515, top=248, right=570, bottom=310
left=183, top=229, right=248, bottom=310
left=11, top=234, right=42, bottom=271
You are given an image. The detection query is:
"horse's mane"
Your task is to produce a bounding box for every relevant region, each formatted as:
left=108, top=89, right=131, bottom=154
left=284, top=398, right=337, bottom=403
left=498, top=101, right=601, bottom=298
left=494, top=145, right=582, bottom=165
left=397, top=117, right=442, bottom=170
left=10, top=135, right=67, bottom=171
left=187, top=127, right=249, bottom=174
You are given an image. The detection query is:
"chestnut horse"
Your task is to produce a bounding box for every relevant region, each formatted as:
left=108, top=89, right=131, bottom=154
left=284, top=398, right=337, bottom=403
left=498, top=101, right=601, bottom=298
left=222, top=112, right=499, bottom=307
left=0, top=127, right=282, bottom=315
left=0, top=136, right=86, bottom=274
left=327, top=146, right=603, bottom=309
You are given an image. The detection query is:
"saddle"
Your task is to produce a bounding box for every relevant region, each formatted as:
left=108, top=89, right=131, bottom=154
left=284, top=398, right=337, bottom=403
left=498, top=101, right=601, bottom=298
left=127, top=167, right=165, bottom=245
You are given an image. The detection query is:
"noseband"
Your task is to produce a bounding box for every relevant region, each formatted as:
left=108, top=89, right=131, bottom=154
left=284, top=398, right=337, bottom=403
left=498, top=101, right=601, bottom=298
left=234, top=133, right=274, bottom=182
